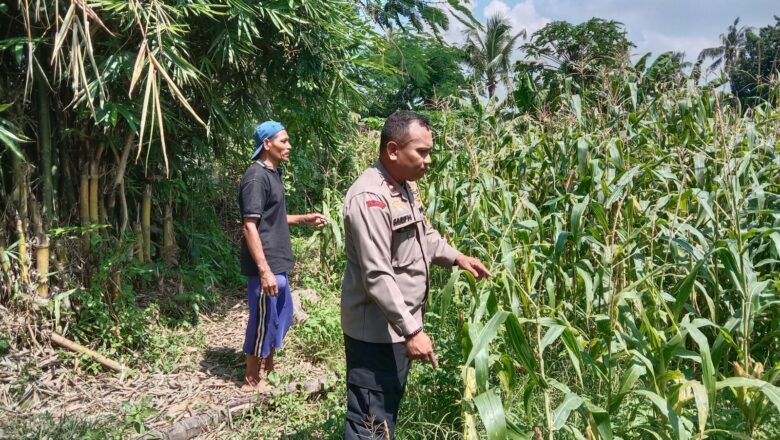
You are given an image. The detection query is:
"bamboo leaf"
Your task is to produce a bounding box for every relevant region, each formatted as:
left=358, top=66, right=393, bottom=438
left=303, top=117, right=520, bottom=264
left=51, top=4, right=76, bottom=64
left=152, top=74, right=169, bottom=176
left=147, top=51, right=208, bottom=130
left=136, top=67, right=154, bottom=160
left=129, top=40, right=148, bottom=96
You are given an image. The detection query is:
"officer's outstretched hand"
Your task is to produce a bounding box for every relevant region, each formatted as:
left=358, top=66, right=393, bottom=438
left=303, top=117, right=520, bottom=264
left=455, top=255, right=492, bottom=280
left=405, top=331, right=438, bottom=369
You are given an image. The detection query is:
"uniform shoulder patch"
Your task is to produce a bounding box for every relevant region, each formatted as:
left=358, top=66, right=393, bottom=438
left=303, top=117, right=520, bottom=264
left=366, top=200, right=386, bottom=209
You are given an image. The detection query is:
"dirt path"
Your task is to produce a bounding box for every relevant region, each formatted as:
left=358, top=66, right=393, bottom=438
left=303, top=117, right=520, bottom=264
left=0, top=294, right=330, bottom=438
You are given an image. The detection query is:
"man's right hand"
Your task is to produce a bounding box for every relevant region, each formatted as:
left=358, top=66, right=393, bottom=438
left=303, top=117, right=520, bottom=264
left=405, top=331, right=438, bottom=369
left=259, top=268, right=278, bottom=296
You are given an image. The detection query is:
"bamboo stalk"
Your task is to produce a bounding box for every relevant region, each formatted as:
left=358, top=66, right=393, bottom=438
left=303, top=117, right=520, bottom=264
left=89, top=173, right=99, bottom=224
left=79, top=171, right=91, bottom=250
left=0, top=231, right=10, bottom=292
left=162, top=195, right=176, bottom=267
left=110, top=270, right=121, bottom=301
left=79, top=173, right=90, bottom=225
left=133, top=222, right=144, bottom=263
left=89, top=144, right=103, bottom=224
left=16, top=215, right=29, bottom=285
left=0, top=244, right=9, bottom=275
left=163, top=198, right=174, bottom=249
left=11, top=149, right=23, bottom=209
left=142, top=185, right=151, bottom=262
left=32, top=196, right=49, bottom=297
left=119, top=180, right=128, bottom=236
left=54, top=240, right=68, bottom=274
left=36, top=65, right=54, bottom=221
left=18, top=164, right=29, bottom=229
left=36, top=235, right=50, bottom=298
left=98, top=180, right=107, bottom=225
left=50, top=332, right=128, bottom=373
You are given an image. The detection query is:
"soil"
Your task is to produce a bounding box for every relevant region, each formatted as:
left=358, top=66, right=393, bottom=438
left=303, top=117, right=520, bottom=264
left=0, top=294, right=330, bottom=439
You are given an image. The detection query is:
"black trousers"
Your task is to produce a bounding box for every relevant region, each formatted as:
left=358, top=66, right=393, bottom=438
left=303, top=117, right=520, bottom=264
left=344, top=334, right=411, bottom=440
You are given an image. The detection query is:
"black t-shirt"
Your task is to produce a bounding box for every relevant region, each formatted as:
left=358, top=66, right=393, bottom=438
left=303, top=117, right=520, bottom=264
left=238, top=161, right=293, bottom=276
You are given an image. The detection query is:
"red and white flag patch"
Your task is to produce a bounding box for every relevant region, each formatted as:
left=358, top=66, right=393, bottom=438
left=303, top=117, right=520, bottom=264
left=366, top=200, right=386, bottom=209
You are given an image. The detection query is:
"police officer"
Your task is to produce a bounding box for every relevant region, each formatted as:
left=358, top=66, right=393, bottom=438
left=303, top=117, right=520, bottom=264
left=341, top=111, right=491, bottom=439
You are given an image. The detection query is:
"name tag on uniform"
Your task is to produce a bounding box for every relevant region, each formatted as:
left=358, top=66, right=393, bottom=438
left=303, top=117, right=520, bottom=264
left=392, top=214, right=412, bottom=227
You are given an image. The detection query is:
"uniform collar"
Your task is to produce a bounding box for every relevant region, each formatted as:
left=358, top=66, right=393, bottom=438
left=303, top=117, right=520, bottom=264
left=374, top=161, right=408, bottom=200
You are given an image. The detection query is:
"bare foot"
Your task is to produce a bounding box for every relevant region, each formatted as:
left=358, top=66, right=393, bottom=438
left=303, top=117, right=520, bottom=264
left=240, top=378, right=271, bottom=393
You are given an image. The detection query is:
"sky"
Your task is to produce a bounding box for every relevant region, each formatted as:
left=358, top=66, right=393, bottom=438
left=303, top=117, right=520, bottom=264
left=443, top=0, right=778, bottom=64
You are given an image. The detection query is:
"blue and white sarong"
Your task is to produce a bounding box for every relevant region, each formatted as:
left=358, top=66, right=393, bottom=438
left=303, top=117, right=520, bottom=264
left=243, top=273, right=293, bottom=358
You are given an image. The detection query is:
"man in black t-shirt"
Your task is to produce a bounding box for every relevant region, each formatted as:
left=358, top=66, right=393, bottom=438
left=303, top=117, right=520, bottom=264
left=238, top=120, right=326, bottom=391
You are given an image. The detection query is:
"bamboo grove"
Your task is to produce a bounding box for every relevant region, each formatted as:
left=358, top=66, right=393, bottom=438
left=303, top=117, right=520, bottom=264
left=0, top=0, right=394, bottom=318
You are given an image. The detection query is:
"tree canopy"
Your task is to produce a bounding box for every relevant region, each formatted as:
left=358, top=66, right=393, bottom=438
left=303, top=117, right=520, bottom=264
left=522, top=18, right=634, bottom=86
left=366, top=32, right=467, bottom=116
left=731, top=16, right=780, bottom=105
left=463, top=15, right=525, bottom=98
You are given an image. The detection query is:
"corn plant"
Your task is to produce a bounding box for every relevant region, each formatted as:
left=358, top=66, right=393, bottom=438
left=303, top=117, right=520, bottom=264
left=420, top=73, right=780, bottom=439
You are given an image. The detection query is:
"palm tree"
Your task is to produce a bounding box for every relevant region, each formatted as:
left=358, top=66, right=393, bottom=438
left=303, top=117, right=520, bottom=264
left=463, top=15, right=525, bottom=98
left=698, top=17, right=750, bottom=75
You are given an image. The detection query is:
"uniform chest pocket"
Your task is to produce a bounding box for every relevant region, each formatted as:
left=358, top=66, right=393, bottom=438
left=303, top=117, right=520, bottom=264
left=391, top=220, right=421, bottom=268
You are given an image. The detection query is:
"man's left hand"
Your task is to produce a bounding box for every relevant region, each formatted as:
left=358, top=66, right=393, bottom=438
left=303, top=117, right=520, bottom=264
left=305, top=213, right=328, bottom=227
left=455, top=255, right=491, bottom=280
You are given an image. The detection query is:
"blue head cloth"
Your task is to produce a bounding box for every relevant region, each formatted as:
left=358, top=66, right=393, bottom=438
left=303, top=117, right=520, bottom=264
left=251, top=120, right=285, bottom=160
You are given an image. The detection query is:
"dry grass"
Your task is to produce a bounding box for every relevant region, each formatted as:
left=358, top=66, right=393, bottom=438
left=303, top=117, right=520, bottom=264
left=0, top=292, right=332, bottom=438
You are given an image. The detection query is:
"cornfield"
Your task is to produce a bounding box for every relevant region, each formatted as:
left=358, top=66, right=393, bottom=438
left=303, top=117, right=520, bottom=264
left=440, top=77, right=780, bottom=438
left=322, top=74, right=780, bottom=439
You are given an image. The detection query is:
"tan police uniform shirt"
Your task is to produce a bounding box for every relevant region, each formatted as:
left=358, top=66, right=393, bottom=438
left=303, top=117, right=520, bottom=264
left=341, top=161, right=461, bottom=343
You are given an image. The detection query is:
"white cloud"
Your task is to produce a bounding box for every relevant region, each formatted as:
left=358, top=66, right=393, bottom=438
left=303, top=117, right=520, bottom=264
left=443, top=0, right=550, bottom=46
left=637, top=30, right=718, bottom=62
left=443, top=8, right=472, bottom=45
left=483, top=0, right=550, bottom=36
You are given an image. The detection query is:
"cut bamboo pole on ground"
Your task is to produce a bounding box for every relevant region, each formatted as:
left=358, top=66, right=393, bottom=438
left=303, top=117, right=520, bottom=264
left=137, top=372, right=338, bottom=440
left=50, top=332, right=128, bottom=373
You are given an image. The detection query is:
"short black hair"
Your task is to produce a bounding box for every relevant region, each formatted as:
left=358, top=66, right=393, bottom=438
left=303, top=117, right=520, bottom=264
left=379, top=111, right=431, bottom=153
